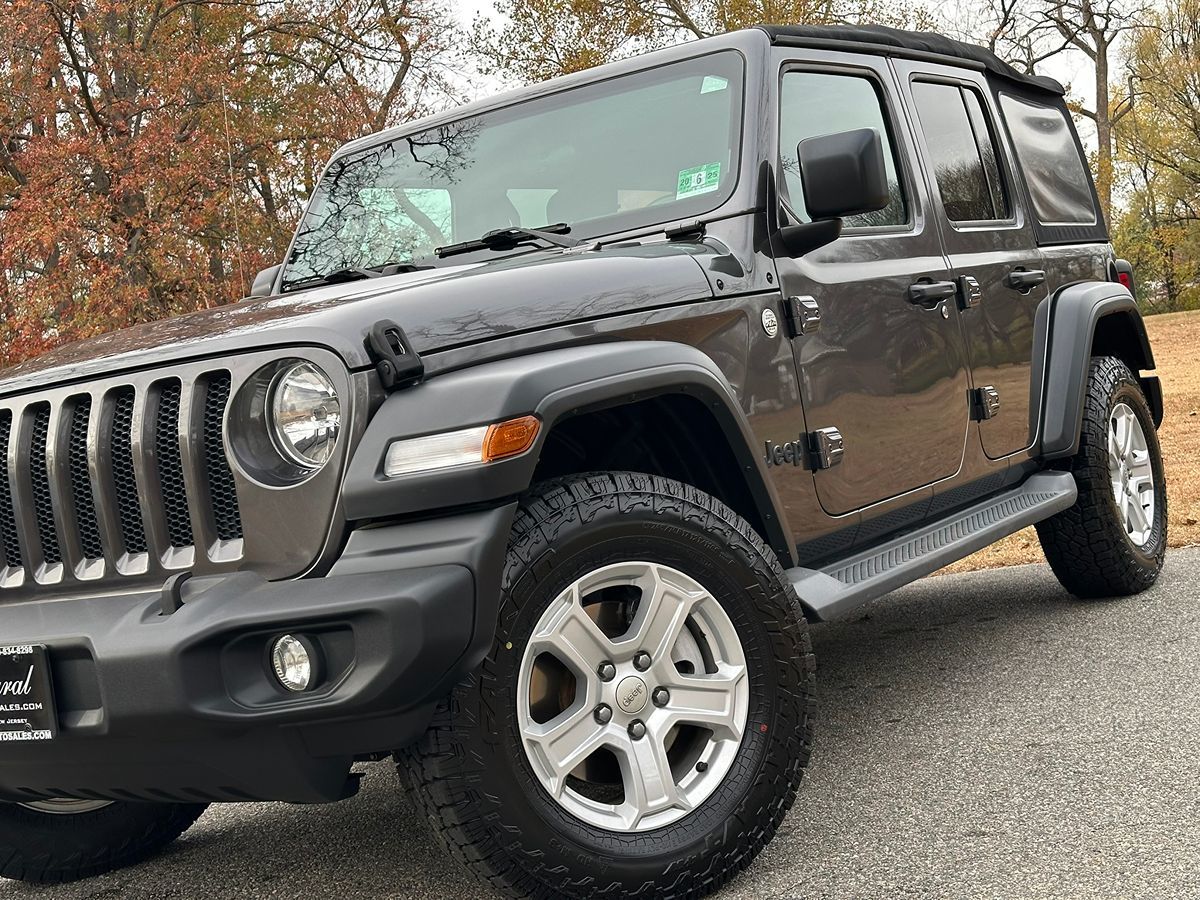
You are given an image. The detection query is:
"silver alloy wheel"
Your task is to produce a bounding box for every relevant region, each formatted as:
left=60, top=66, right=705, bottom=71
left=18, top=799, right=112, bottom=815
left=518, top=561, right=749, bottom=832
left=1109, top=401, right=1156, bottom=547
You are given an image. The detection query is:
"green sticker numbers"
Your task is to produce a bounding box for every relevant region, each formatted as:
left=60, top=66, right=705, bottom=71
left=676, top=162, right=721, bottom=200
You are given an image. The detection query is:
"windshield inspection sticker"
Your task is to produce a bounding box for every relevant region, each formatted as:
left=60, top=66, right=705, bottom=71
left=677, top=163, right=721, bottom=200
left=700, top=75, right=729, bottom=94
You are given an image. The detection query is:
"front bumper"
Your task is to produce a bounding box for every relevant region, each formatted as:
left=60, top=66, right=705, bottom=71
left=0, top=504, right=515, bottom=804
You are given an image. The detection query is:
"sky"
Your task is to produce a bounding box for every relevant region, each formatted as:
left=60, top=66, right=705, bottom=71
left=455, top=0, right=502, bottom=24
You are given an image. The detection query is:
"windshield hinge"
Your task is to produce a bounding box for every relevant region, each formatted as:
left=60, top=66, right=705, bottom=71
left=665, top=219, right=706, bottom=241
left=367, top=320, right=424, bottom=392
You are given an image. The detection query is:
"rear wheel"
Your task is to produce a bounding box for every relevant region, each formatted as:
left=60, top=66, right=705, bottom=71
left=398, top=472, right=815, bottom=899
left=1037, top=356, right=1167, bottom=598
left=0, top=799, right=207, bottom=883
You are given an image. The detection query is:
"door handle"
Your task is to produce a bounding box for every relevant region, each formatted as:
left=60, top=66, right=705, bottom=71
left=908, top=280, right=958, bottom=306
left=1007, top=268, right=1046, bottom=292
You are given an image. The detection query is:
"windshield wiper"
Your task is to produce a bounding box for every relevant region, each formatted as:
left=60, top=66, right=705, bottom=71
left=282, top=261, right=432, bottom=292
left=435, top=223, right=582, bottom=258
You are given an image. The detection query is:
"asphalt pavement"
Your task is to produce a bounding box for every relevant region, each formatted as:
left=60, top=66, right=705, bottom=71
left=4, top=549, right=1199, bottom=899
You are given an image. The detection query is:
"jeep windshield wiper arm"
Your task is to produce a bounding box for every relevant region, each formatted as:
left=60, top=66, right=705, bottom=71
left=435, top=223, right=581, bottom=258
left=282, top=261, right=432, bottom=292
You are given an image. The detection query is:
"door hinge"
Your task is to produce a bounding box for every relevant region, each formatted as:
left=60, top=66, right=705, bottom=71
left=970, top=385, right=1001, bottom=421
left=367, top=319, right=424, bottom=391
left=958, top=275, right=982, bottom=309
left=808, top=426, right=845, bottom=469
left=783, top=295, right=821, bottom=337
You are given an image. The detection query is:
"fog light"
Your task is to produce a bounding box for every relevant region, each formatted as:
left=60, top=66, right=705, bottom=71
left=271, top=634, right=316, bottom=692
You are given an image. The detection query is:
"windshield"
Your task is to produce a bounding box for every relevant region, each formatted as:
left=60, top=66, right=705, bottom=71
left=280, top=51, right=745, bottom=290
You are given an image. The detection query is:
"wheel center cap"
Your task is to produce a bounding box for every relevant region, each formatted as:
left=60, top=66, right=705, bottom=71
left=615, top=675, right=648, bottom=714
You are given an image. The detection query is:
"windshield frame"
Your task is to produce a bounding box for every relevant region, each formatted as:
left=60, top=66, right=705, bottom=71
left=276, top=42, right=754, bottom=292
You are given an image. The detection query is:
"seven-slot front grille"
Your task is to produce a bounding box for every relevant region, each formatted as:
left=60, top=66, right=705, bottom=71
left=0, top=373, right=243, bottom=588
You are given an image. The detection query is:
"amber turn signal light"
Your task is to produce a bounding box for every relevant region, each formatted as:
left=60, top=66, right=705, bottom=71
left=482, top=415, right=540, bottom=462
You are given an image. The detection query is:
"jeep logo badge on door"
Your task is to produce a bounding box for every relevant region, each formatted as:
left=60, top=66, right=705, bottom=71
left=764, top=435, right=807, bottom=468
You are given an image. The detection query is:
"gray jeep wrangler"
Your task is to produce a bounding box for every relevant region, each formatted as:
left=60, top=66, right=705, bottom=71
left=0, top=23, right=1165, bottom=899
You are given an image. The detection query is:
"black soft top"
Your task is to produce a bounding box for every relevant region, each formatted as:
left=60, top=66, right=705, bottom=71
left=759, top=24, right=1064, bottom=96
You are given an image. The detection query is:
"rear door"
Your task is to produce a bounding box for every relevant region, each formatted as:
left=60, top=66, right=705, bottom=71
left=771, top=51, right=970, bottom=515
left=896, top=62, right=1047, bottom=458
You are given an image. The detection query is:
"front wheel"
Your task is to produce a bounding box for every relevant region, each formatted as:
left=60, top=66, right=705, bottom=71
left=0, top=799, right=207, bottom=883
left=1037, top=355, right=1168, bottom=598
left=398, top=472, right=815, bottom=899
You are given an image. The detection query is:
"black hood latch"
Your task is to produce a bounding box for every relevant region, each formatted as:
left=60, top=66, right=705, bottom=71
left=367, top=320, right=424, bottom=391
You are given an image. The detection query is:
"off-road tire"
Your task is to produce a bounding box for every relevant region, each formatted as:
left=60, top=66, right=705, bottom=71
left=0, top=800, right=207, bottom=884
left=397, top=471, right=816, bottom=899
left=1036, top=356, right=1167, bottom=598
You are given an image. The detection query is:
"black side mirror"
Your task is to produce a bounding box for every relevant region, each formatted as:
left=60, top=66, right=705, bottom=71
left=250, top=263, right=282, bottom=298
left=773, top=128, right=890, bottom=258
left=798, top=127, right=889, bottom=220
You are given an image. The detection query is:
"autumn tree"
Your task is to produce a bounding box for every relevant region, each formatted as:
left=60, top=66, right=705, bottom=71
left=0, top=0, right=458, bottom=367
left=1110, top=159, right=1199, bottom=313
left=1034, top=0, right=1144, bottom=222
left=473, top=0, right=935, bottom=83
left=954, top=0, right=1144, bottom=225
left=1109, top=0, right=1200, bottom=312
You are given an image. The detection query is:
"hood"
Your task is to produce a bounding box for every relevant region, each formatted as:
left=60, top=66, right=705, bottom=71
left=0, top=243, right=713, bottom=397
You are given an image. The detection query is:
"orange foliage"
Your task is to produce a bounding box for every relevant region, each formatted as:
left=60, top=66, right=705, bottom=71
left=0, top=0, right=457, bottom=367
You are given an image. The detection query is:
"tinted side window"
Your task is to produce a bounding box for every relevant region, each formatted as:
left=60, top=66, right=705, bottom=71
left=1000, top=93, right=1096, bottom=225
left=779, top=72, right=907, bottom=228
left=963, top=90, right=1008, bottom=220
left=911, top=81, right=1010, bottom=222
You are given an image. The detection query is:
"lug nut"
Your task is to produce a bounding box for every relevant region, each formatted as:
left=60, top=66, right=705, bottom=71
left=628, top=720, right=646, bottom=740
left=652, top=687, right=670, bottom=707
left=633, top=651, right=652, bottom=671
left=594, top=704, right=613, bottom=725
left=597, top=661, right=616, bottom=682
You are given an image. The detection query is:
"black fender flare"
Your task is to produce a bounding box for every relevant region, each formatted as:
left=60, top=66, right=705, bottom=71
left=1039, top=282, right=1158, bottom=460
left=341, top=340, right=795, bottom=563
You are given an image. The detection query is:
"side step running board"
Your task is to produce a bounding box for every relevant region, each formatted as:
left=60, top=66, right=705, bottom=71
left=786, top=471, right=1077, bottom=622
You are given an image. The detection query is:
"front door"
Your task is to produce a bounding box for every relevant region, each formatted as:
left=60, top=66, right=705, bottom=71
left=771, top=52, right=971, bottom=516
left=896, top=62, right=1048, bottom=458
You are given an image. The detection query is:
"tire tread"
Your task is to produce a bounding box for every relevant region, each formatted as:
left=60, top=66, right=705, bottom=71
left=398, top=471, right=815, bottom=899
left=1036, top=356, right=1167, bottom=598
left=0, top=801, right=206, bottom=885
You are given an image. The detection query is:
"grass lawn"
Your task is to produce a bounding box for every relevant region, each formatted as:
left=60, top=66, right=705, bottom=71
left=942, top=309, right=1200, bottom=575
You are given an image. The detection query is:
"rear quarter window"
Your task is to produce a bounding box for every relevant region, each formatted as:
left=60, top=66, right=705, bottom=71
left=911, top=81, right=1010, bottom=223
left=999, top=94, right=1096, bottom=226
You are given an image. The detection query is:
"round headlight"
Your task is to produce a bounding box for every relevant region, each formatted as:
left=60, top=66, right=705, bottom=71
left=269, top=362, right=340, bottom=469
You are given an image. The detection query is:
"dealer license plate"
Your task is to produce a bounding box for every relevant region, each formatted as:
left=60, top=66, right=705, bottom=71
left=0, top=644, right=57, bottom=741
